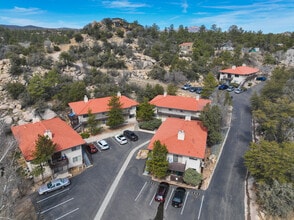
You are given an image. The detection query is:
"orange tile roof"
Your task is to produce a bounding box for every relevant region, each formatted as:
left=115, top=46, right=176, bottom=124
left=149, top=95, right=211, bottom=112
left=68, top=95, right=138, bottom=115
left=220, top=65, right=259, bottom=75
left=11, top=117, right=86, bottom=161
left=147, top=118, right=207, bottom=158
left=179, top=42, right=193, bottom=46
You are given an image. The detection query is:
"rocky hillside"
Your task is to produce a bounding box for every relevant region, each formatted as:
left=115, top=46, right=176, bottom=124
left=0, top=20, right=294, bottom=126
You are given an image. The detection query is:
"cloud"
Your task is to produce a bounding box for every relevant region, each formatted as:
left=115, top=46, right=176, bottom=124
left=182, top=0, right=188, bottom=13
left=102, top=0, right=148, bottom=9
left=2, top=6, right=45, bottom=15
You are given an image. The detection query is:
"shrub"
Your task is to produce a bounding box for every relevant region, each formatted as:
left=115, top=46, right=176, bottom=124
left=139, top=119, right=162, bottom=131
left=183, top=168, right=203, bottom=187
left=80, top=132, right=90, bottom=138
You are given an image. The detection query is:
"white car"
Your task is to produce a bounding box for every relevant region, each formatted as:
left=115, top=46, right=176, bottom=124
left=115, top=134, right=128, bottom=145
left=38, top=178, right=70, bottom=195
left=97, top=139, right=110, bottom=150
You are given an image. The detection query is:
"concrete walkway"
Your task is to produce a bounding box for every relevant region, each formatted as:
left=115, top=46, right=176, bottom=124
left=94, top=140, right=150, bottom=220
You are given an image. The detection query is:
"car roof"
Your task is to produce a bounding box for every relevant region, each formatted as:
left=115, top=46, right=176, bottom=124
left=99, top=139, right=107, bottom=144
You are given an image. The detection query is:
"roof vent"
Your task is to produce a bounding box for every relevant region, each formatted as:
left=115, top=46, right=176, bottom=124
left=84, top=95, right=89, bottom=103
left=178, top=130, right=185, bottom=140
left=44, top=130, right=52, bottom=139
left=232, top=65, right=236, bottom=69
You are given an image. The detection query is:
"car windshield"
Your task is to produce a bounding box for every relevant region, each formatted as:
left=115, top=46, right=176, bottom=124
left=47, top=182, right=53, bottom=188
left=173, top=197, right=181, bottom=203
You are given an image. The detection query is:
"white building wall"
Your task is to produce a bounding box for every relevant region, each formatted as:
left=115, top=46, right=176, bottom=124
left=167, top=154, right=201, bottom=173
left=219, top=73, right=247, bottom=84
left=62, top=146, right=83, bottom=168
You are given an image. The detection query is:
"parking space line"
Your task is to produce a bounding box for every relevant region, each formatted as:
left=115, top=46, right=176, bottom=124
left=149, top=192, right=156, bottom=206
left=198, top=195, right=205, bottom=220
left=135, top=181, right=147, bottom=201
left=165, top=188, right=174, bottom=210
left=40, top=198, right=74, bottom=214
left=36, top=188, right=70, bottom=203
left=180, top=191, right=189, bottom=215
left=54, top=208, right=79, bottom=220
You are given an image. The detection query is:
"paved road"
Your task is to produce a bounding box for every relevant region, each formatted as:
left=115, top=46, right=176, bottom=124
left=199, top=83, right=264, bottom=220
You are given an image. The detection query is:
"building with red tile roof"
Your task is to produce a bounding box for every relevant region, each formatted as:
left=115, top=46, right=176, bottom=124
left=147, top=117, right=207, bottom=173
left=219, top=64, right=259, bottom=84
left=179, top=42, right=193, bottom=55
left=68, top=93, right=138, bottom=126
left=149, top=94, right=211, bottom=120
left=11, top=117, right=85, bottom=177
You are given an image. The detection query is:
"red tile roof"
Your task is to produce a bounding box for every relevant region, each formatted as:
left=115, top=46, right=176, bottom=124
left=220, top=65, right=259, bottom=75
left=149, top=95, right=211, bottom=112
left=11, top=118, right=85, bottom=161
left=147, top=118, right=207, bottom=159
left=179, top=42, right=193, bottom=47
left=68, top=95, right=138, bottom=115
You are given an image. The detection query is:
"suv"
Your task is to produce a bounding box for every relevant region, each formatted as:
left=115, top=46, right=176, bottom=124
left=154, top=182, right=170, bottom=202
left=123, top=130, right=138, bottom=141
left=171, top=187, right=186, bottom=208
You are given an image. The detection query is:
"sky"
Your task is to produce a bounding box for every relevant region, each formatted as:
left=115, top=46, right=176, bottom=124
left=0, top=0, right=293, bottom=33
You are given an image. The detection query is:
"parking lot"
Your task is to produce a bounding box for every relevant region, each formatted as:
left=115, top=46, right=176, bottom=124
left=32, top=130, right=203, bottom=220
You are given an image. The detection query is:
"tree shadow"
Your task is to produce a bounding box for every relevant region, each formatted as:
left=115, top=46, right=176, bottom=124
left=154, top=202, right=164, bottom=220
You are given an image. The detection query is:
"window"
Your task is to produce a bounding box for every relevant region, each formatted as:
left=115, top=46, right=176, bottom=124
left=71, top=146, right=79, bottom=151
left=235, top=75, right=239, bottom=77
left=73, top=156, right=81, bottom=163
left=82, top=114, right=89, bottom=118
left=173, top=155, right=178, bottom=163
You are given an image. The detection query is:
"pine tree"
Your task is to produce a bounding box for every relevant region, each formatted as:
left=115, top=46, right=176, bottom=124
left=106, top=95, right=124, bottom=128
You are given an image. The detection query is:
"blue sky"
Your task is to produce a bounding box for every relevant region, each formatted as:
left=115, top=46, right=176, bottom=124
left=0, top=0, right=293, bottom=33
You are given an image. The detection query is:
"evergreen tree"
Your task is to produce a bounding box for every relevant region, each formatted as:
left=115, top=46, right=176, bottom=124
left=146, top=140, right=168, bottom=179
left=183, top=168, right=203, bottom=186
left=200, top=104, right=222, bottom=146
left=106, top=95, right=124, bottom=128
left=31, top=135, right=57, bottom=182
left=136, top=98, right=155, bottom=121
left=201, top=72, right=218, bottom=99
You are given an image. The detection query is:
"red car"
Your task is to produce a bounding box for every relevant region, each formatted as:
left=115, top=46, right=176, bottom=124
left=85, top=143, right=98, bottom=154
left=154, top=182, right=170, bottom=202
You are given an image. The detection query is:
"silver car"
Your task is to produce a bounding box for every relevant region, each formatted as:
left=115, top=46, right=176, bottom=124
left=115, top=134, right=128, bottom=145
left=97, top=139, right=110, bottom=150
left=38, top=178, right=70, bottom=195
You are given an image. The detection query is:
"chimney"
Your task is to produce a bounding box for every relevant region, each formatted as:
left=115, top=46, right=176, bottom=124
left=44, top=130, right=52, bottom=139
left=196, top=94, right=200, bottom=100
left=84, top=95, right=89, bottom=103
left=185, top=115, right=191, bottom=121
left=117, top=91, right=121, bottom=97
left=178, top=130, right=185, bottom=140
left=163, top=91, right=167, bottom=97
left=232, top=65, right=236, bottom=69
left=242, top=63, right=246, bottom=66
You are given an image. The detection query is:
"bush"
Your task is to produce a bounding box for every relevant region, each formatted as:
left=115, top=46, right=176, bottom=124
left=80, top=132, right=90, bottom=138
left=183, top=168, right=202, bottom=187
left=139, top=119, right=162, bottom=131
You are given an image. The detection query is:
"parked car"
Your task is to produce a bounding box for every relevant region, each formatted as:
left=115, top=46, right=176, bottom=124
left=226, top=86, right=235, bottom=92
left=218, top=84, right=229, bottom=90
left=234, top=88, right=244, bottom=94
left=84, top=143, right=98, bottom=154
left=38, top=178, right=70, bottom=195
left=181, top=84, right=191, bottom=90
left=123, top=130, right=138, bottom=141
left=171, top=187, right=186, bottom=208
left=195, top=87, right=203, bottom=94
left=96, top=139, right=110, bottom=150
left=154, top=182, right=170, bottom=202
left=256, top=76, right=267, bottom=81
left=189, top=86, right=197, bottom=92
left=115, top=134, right=128, bottom=145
